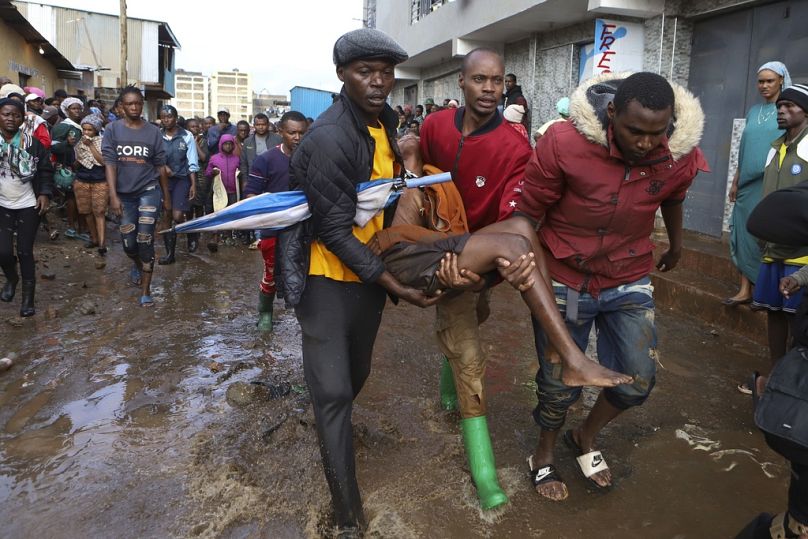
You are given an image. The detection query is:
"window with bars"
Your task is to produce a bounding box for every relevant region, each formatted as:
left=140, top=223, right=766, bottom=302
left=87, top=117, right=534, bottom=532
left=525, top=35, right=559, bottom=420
left=410, top=0, right=454, bottom=24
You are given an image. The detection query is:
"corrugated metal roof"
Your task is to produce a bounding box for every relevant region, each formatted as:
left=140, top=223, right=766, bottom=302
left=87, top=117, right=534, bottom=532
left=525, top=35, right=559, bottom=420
left=0, top=0, right=75, bottom=70
left=14, top=0, right=180, bottom=47
left=15, top=2, right=164, bottom=83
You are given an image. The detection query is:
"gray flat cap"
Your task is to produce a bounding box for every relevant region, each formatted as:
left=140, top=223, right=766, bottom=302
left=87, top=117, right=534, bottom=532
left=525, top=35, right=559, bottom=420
left=333, top=28, right=408, bottom=67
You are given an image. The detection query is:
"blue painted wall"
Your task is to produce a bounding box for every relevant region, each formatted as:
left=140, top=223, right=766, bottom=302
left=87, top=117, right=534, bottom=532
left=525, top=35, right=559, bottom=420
left=290, top=86, right=334, bottom=120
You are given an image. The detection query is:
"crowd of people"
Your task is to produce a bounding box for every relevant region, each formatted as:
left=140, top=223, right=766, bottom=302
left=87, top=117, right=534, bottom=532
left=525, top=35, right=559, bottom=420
left=0, top=80, right=309, bottom=313
left=1, top=26, right=807, bottom=539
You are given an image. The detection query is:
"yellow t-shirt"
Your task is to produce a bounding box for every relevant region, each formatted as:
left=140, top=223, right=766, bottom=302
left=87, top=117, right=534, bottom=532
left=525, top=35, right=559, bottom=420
left=308, top=124, right=393, bottom=281
left=778, top=142, right=788, bottom=169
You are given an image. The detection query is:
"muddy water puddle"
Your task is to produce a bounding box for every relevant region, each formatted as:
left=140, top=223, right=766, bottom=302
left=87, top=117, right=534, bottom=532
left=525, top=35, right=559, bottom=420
left=0, top=240, right=793, bottom=537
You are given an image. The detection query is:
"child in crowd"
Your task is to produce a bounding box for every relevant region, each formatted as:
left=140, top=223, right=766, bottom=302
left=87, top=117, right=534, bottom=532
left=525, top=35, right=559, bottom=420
left=205, top=134, right=240, bottom=247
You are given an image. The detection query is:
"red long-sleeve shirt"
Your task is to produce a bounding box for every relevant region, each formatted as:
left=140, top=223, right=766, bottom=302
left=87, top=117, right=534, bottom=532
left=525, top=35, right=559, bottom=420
left=420, top=108, right=531, bottom=232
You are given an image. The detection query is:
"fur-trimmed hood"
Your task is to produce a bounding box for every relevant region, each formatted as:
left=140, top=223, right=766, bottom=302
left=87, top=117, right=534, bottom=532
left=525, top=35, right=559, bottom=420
left=569, top=71, right=704, bottom=162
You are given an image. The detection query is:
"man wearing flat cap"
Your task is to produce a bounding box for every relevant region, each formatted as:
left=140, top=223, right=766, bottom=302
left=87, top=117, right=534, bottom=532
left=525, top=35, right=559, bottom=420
left=277, top=28, right=440, bottom=537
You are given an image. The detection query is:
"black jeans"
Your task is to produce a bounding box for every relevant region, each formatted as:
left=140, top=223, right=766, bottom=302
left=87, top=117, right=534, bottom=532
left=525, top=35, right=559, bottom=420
left=0, top=206, right=40, bottom=281
left=295, top=276, right=386, bottom=529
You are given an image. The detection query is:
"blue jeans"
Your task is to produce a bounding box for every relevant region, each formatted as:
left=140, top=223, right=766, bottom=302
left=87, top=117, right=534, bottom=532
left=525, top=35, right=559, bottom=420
left=119, top=183, right=162, bottom=270
left=532, top=277, right=657, bottom=431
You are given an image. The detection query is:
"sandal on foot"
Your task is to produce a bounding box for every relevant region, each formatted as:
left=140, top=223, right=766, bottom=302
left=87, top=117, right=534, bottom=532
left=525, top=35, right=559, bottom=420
left=563, top=429, right=612, bottom=490
left=527, top=455, right=568, bottom=501
left=139, top=295, right=154, bottom=307
left=129, top=266, right=142, bottom=286
left=737, top=382, right=753, bottom=395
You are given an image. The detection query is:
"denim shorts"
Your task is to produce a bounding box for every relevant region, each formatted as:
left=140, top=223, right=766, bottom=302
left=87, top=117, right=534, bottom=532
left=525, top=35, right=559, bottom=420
left=531, top=277, right=658, bottom=431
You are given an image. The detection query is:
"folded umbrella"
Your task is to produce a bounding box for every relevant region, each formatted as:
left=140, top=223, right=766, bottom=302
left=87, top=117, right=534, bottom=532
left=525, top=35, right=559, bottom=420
left=171, top=172, right=452, bottom=234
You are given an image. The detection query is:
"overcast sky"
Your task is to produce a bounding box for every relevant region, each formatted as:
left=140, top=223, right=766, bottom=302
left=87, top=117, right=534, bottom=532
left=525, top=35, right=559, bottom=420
left=23, top=0, right=365, bottom=96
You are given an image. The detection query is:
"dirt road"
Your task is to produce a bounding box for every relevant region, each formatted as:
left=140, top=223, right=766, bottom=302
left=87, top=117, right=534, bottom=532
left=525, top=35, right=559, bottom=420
left=0, top=237, right=787, bottom=538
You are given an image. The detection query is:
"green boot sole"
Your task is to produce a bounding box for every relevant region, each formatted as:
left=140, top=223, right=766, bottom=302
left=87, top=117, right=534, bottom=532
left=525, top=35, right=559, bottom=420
left=439, top=356, right=458, bottom=411
left=460, top=415, right=509, bottom=510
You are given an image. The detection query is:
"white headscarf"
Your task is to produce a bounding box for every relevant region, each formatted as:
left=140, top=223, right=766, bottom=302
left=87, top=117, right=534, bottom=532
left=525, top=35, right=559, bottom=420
left=758, top=61, right=792, bottom=90
left=60, top=97, right=83, bottom=116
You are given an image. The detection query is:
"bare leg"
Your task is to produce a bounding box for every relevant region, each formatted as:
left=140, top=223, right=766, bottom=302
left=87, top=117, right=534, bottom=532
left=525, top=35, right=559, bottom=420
left=569, top=392, right=622, bottom=487
left=727, top=273, right=752, bottom=302
left=93, top=211, right=106, bottom=249
left=767, top=310, right=791, bottom=364
left=455, top=220, right=632, bottom=387
left=141, top=267, right=153, bottom=299
left=83, top=214, right=98, bottom=244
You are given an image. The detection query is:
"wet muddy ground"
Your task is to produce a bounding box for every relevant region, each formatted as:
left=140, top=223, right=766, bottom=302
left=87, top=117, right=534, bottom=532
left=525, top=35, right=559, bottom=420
left=0, top=231, right=788, bottom=538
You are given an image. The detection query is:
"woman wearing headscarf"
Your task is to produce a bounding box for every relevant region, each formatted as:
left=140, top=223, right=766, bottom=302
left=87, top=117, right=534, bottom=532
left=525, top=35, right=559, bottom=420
left=0, top=98, right=54, bottom=317
left=51, top=96, right=88, bottom=241
left=725, top=62, right=790, bottom=310
left=73, top=113, right=108, bottom=255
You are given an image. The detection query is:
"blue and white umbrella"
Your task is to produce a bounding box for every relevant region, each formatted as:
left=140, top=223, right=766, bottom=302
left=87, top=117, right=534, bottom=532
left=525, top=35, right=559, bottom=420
left=171, top=172, right=452, bottom=234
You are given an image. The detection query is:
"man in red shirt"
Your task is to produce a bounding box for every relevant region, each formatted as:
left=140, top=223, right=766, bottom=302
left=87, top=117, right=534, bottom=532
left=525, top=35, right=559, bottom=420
left=516, top=72, right=708, bottom=500
left=414, top=48, right=630, bottom=510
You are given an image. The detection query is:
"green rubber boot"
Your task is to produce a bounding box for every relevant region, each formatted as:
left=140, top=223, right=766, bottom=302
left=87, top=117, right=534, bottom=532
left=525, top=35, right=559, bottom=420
left=460, top=416, right=509, bottom=510
left=439, top=356, right=458, bottom=411
left=257, top=291, right=274, bottom=332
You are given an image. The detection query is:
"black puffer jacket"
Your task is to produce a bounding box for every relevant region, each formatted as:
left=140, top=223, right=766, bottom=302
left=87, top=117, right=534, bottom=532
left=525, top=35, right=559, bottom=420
left=277, top=87, right=402, bottom=306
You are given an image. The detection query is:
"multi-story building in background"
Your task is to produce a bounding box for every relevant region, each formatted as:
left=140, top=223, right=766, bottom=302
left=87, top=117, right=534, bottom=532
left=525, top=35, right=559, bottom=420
left=209, top=69, right=252, bottom=122
left=370, top=0, right=808, bottom=239
left=171, top=69, right=208, bottom=119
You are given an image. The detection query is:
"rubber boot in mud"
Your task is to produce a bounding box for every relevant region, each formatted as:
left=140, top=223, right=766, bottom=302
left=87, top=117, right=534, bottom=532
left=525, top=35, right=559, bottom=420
left=1, top=257, right=18, bottom=302
left=20, top=280, right=35, bottom=317
left=158, top=231, right=177, bottom=265
left=439, top=356, right=458, bottom=411
left=460, top=415, right=508, bottom=510
left=257, top=291, right=274, bottom=332
left=187, top=232, right=199, bottom=253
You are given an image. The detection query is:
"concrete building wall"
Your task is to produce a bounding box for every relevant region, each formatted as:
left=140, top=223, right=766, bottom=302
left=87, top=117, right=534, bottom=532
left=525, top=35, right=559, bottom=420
left=383, top=0, right=760, bottom=132
left=210, top=70, right=252, bottom=122
left=172, top=71, right=208, bottom=119
left=391, top=57, right=462, bottom=108
left=0, top=16, right=61, bottom=95
left=377, top=0, right=558, bottom=59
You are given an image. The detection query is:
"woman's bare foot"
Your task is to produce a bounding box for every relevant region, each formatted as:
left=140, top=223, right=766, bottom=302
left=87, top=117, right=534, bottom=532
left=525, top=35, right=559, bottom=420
left=561, top=352, right=633, bottom=387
